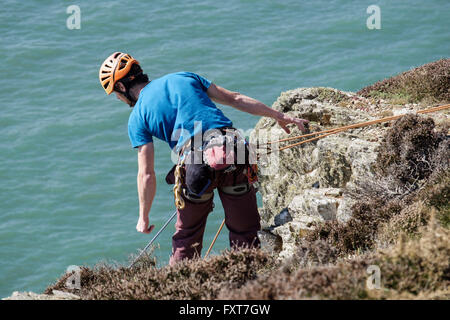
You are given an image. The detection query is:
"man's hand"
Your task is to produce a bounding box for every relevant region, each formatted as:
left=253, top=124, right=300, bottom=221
left=277, top=114, right=309, bottom=134
left=136, top=216, right=155, bottom=234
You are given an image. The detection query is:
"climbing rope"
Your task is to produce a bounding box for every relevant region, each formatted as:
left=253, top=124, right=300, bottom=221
left=204, top=218, right=226, bottom=259
left=173, top=160, right=186, bottom=210
left=263, top=104, right=449, bottom=154
left=173, top=164, right=185, bottom=210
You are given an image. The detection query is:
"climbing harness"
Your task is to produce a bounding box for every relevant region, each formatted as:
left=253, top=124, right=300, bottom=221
left=173, top=137, right=213, bottom=208
left=245, top=163, right=259, bottom=185
left=173, top=127, right=258, bottom=209
left=219, top=183, right=250, bottom=196
left=182, top=188, right=214, bottom=203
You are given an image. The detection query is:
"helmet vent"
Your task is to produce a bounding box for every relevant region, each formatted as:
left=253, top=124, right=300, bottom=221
left=119, top=60, right=127, bottom=70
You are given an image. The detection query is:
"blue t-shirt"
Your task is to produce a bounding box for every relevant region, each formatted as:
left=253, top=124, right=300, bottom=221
left=128, top=72, right=233, bottom=152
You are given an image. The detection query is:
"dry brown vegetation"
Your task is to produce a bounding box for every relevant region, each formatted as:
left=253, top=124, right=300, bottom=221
left=45, top=248, right=273, bottom=300
left=357, top=58, right=450, bottom=105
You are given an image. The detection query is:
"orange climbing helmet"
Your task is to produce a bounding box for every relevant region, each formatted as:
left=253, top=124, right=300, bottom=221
left=99, top=52, right=140, bottom=95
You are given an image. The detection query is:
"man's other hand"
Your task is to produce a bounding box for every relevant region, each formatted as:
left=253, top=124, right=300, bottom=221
left=136, top=216, right=154, bottom=234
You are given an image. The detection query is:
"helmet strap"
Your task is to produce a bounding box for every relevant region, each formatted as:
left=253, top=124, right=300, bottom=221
left=123, top=86, right=137, bottom=107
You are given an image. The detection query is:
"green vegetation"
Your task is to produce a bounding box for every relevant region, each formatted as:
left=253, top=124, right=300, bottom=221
left=315, top=87, right=351, bottom=104
left=358, top=58, right=450, bottom=105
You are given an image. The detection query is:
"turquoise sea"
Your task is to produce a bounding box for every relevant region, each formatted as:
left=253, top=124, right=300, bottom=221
left=0, top=0, right=448, bottom=297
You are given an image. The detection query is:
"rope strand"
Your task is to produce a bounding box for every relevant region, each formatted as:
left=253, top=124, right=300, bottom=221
left=264, top=104, right=449, bottom=154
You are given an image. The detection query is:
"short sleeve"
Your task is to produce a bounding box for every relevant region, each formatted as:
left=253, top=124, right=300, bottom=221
left=128, top=112, right=153, bottom=148
left=184, top=72, right=211, bottom=91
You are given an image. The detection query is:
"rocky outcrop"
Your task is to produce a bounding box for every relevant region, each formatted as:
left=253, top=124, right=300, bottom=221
left=252, top=87, right=448, bottom=260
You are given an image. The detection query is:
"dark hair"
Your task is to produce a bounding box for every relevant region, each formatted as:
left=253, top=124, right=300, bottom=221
left=115, top=63, right=149, bottom=92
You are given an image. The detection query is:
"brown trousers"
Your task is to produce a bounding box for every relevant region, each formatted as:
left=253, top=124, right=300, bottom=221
left=168, top=167, right=261, bottom=265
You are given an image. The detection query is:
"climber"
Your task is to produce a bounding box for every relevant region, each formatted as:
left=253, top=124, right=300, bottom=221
left=98, top=52, right=309, bottom=265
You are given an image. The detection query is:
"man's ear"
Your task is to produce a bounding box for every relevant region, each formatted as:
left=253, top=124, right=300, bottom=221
left=115, top=81, right=126, bottom=92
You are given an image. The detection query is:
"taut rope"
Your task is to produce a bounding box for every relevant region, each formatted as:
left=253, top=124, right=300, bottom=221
left=263, top=104, right=449, bottom=154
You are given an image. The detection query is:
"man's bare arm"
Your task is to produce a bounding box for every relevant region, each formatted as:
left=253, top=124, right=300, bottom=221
left=136, top=142, right=156, bottom=234
left=207, top=83, right=309, bottom=134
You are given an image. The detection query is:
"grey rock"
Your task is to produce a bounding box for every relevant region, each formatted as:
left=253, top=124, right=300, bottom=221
left=257, top=230, right=282, bottom=254
left=273, top=208, right=293, bottom=227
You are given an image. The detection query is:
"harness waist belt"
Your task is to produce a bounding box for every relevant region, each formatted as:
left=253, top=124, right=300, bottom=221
left=219, top=183, right=250, bottom=195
